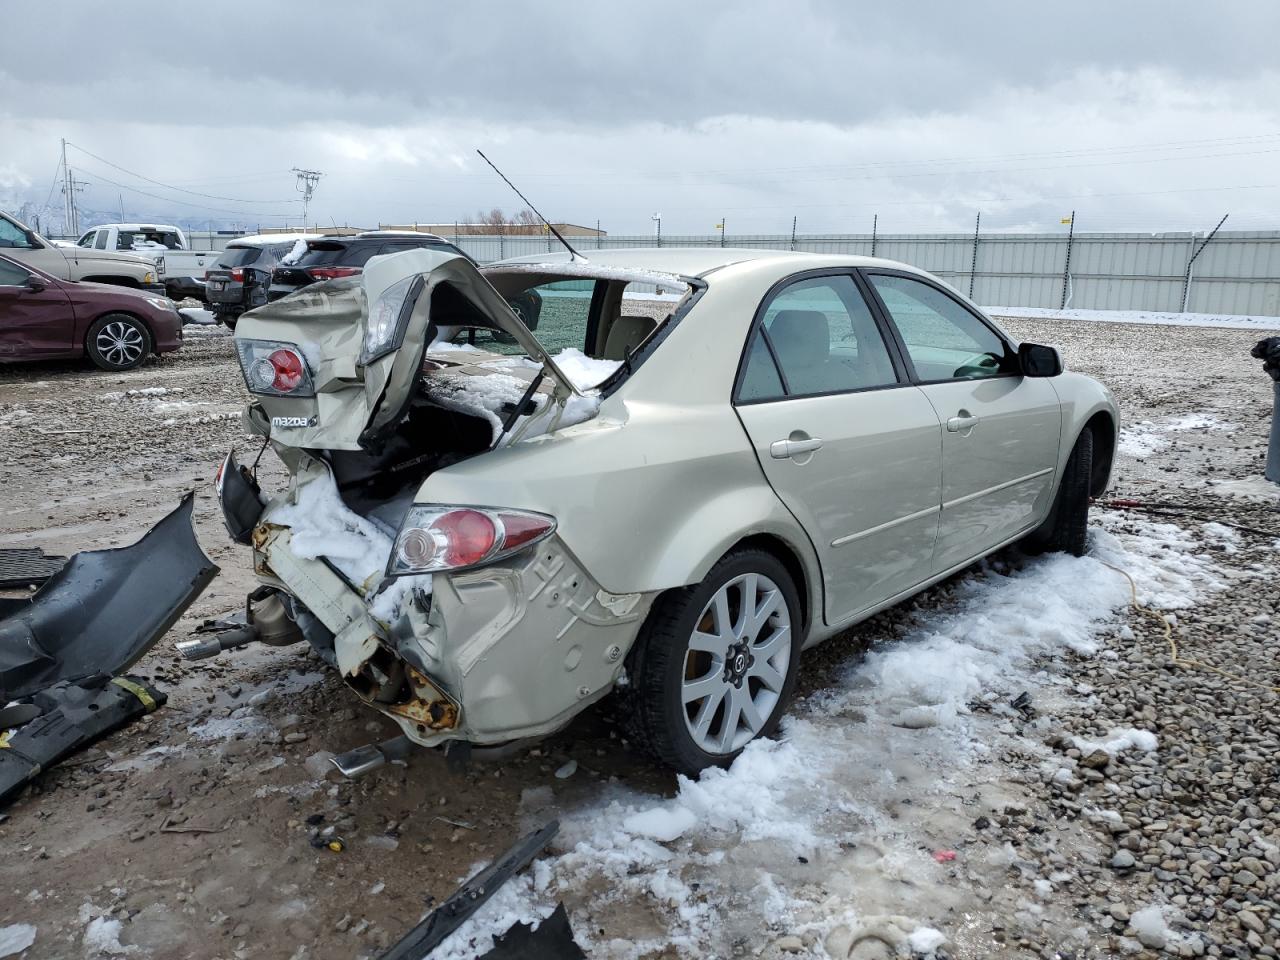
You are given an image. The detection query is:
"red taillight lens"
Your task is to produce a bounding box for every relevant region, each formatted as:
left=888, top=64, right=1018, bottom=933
left=433, top=509, right=497, bottom=567
left=229, top=268, right=244, bottom=282
left=389, top=507, right=556, bottom=576
left=235, top=339, right=315, bottom=397
left=306, top=266, right=362, bottom=281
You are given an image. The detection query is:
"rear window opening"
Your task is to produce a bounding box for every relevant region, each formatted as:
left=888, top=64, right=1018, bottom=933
left=118, top=230, right=183, bottom=251
left=215, top=247, right=266, bottom=268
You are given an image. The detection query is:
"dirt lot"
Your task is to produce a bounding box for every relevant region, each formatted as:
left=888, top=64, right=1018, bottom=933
left=0, top=316, right=1278, bottom=960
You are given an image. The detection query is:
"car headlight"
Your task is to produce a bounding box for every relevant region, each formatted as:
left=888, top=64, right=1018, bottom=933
left=143, top=271, right=156, bottom=284
left=360, top=275, right=421, bottom=366
left=388, top=505, right=555, bottom=576
left=144, top=297, right=174, bottom=312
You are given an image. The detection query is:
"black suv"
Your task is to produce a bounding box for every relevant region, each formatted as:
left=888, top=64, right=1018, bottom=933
left=205, top=237, right=305, bottom=329
left=268, top=231, right=470, bottom=302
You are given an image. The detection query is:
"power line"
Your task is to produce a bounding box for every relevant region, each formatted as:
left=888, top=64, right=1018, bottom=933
left=75, top=167, right=297, bottom=219
left=65, top=141, right=300, bottom=205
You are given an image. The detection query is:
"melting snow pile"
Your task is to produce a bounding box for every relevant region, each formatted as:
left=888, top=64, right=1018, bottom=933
left=0, top=924, right=36, bottom=958
left=428, top=513, right=1221, bottom=958
left=271, top=470, right=429, bottom=621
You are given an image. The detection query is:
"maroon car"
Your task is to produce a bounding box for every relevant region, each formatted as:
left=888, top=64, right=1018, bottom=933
left=0, top=253, right=182, bottom=371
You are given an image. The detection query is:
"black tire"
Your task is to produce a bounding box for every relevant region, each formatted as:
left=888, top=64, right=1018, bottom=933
left=85, top=313, right=152, bottom=371
left=622, top=549, right=803, bottom=776
left=1024, top=427, right=1093, bottom=557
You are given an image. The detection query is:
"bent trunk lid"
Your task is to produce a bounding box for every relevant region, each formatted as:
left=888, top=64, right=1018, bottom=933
left=235, top=248, right=580, bottom=451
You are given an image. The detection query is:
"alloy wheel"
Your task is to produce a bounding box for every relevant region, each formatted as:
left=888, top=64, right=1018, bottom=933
left=96, top=321, right=145, bottom=367
left=681, top=572, right=792, bottom=754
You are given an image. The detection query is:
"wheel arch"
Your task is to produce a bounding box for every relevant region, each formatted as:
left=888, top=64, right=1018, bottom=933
left=1083, top=409, right=1116, bottom=497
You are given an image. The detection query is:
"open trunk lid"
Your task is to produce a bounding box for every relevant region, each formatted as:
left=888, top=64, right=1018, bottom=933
left=234, top=248, right=581, bottom=452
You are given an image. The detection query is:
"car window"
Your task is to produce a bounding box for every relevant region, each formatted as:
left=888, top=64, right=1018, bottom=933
left=217, top=247, right=264, bottom=268
left=0, top=260, right=29, bottom=286
left=0, top=218, right=35, bottom=249
left=452, top=279, right=597, bottom=356
left=95, top=230, right=108, bottom=249
left=867, top=274, right=1009, bottom=381
left=740, top=274, right=898, bottom=400
left=738, top=329, right=786, bottom=401
left=77, top=231, right=96, bottom=248
left=293, top=243, right=381, bottom=268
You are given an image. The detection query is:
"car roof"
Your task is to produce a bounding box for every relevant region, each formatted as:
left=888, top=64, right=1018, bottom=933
left=100, top=223, right=183, bottom=232
left=494, top=247, right=915, bottom=279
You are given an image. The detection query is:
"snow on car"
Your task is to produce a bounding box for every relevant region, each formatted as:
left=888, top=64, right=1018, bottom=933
left=207, top=245, right=1118, bottom=776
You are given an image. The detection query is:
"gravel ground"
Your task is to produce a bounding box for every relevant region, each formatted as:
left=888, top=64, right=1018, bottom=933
left=0, top=314, right=1277, bottom=959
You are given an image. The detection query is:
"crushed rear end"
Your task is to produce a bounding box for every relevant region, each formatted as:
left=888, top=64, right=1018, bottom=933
left=217, top=249, right=677, bottom=752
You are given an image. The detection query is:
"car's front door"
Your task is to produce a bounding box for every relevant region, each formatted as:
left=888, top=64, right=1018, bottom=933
left=733, top=272, right=944, bottom=625
left=0, top=260, right=75, bottom=359
left=864, top=271, right=1061, bottom=573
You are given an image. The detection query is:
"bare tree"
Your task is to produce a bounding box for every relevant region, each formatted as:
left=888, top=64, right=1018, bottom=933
left=469, top=208, right=543, bottom=235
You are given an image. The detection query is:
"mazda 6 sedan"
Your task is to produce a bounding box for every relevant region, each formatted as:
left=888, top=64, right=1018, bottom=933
left=213, top=247, right=1117, bottom=775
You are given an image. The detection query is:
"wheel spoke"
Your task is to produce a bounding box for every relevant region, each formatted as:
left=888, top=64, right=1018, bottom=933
left=747, top=587, right=783, bottom=639
left=752, top=624, right=790, bottom=663
left=737, top=685, right=765, bottom=733
left=710, top=588, right=733, bottom=637
left=733, top=574, right=757, bottom=638
left=689, top=629, right=728, bottom=656
left=692, top=687, right=726, bottom=742
left=717, top=693, right=742, bottom=752
left=749, top=657, right=786, bottom=693
left=681, top=672, right=724, bottom=704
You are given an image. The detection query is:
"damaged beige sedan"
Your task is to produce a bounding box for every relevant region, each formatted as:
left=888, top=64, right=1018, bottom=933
left=205, top=247, right=1118, bottom=776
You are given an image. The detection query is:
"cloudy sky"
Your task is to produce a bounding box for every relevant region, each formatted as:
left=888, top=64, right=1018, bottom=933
left=4, top=0, right=1280, bottom=236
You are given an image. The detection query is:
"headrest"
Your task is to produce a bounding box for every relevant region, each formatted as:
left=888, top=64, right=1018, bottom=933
left=604, top=314, right=658, bottom=360
left=768, top=310, right=830, bottom=368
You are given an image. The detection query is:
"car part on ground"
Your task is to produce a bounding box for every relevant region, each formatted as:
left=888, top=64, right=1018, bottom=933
left=0, top=676, right=165, bottom=807
left=378, top=820, right=560, bottom=960
left=477, top=904, right=586, bottom=960
left=0, top=493, right=217, bottom=703
left=0, top=548, right=66, bottom=589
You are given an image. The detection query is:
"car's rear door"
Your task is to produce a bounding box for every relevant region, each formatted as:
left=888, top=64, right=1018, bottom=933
left=862, top=271, right=1061, bottom=573
left=733, top=271, right=944, bottom=625
left=0, top=260, right=74, bottom=359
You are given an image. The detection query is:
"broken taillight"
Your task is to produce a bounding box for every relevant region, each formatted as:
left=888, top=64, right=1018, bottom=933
left=388, top=506, right=556, bottom=577
left=234, top=339, right=315, bottom=398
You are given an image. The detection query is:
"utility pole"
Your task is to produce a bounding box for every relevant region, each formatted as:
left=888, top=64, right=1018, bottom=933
left=60, top=139, right=88, bottom=238
left=292, top=167, right=323, bottom=225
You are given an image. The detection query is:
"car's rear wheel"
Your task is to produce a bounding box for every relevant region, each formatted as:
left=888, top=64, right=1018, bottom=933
left=624, top=549, right=802, bottom=776
left=1024, top=427, right=1093, bottom=557
left=86, top=313, right=152, bottom=371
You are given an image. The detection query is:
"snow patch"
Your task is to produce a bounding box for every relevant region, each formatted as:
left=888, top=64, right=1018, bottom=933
left=0, top=924, right=36, bottom=958
left=269, top=469, right=429, bottom=622
left=907, top=927, right=947, bottom=954
left=1073, top=728, right=1158, bottom=756
left=622, top=805, right=699, bottom=843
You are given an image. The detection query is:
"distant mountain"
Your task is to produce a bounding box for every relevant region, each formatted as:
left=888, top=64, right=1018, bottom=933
left=5, top=197, right=278, bottom=238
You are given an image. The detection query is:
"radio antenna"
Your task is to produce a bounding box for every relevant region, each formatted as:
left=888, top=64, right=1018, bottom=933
left=475, top=149, right=585, bottom=261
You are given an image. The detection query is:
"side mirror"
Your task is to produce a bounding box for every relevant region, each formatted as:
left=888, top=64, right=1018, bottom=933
left=24, top=277, right=46, bottom=293
left=1018, top=342, right=1063, bottom=377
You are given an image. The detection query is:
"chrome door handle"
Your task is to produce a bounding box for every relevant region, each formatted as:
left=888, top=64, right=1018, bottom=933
left=770, top=437, right=824, bottom=459
left=946, top=415, right=979, bottom=433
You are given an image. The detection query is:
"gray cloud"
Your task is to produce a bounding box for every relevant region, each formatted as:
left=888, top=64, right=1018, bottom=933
left=3, top=1, right=1279, bottom=234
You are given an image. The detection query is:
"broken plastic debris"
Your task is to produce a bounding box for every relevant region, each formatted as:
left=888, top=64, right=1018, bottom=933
left=931, top=850, right=956, bottom=863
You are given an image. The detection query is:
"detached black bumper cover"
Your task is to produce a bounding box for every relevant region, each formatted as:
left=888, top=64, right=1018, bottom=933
left=0, top=493, right=219, bottom=703
left=0, top=677, right=165, bottom=806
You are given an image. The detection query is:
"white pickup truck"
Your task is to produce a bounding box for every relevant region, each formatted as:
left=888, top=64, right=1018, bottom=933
left=73, top=223, right=222, bottom=301
left=1, top=211, right=164, bottom=293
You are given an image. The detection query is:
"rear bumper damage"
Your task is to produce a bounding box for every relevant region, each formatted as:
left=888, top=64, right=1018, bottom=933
left=246, top=475, right=655, bottom=748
